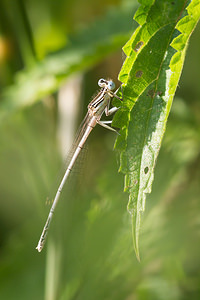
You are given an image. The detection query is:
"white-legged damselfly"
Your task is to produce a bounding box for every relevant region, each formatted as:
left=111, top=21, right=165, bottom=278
left=36, top=78, right=122, bottom=252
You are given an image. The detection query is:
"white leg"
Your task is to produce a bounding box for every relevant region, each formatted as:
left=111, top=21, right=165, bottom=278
left=113, top=94, right=123, bottom=101
left=105, top=106, right=120, bottom=116
left=97, top=120, right=119, bottom=134
left=115, top=84, right=123, bottom=100
left=100, top=120, right=112, bottom=124
left=108, top=85, right=123, bottom=101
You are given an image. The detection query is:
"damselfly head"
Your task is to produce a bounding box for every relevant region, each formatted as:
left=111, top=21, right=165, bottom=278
left=98, top=78, right=115, bottom=91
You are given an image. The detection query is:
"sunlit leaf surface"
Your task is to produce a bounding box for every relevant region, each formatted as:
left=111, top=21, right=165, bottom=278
left=113, top=0, right=200, bottom=259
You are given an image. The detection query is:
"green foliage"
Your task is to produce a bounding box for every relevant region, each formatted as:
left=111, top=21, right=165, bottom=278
left=113, top=0, right=200, bottom=260
left=1, top=0, right=200, bottom=299
left=0, top=1, right=138, bottom=123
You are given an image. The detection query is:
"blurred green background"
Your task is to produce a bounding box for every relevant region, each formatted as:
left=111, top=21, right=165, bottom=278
left=0, top=0, right=200, bottom=299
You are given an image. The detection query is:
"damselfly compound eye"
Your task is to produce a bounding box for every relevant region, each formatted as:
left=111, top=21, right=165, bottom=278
left=98, top=78, right=115, bottom=90
left=107, top=80, right=115, bottom=90
left=98, top=78, right=106, bottom=87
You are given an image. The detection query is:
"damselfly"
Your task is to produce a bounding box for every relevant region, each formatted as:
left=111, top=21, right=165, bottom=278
left=36, top=78, right=122, bottom=252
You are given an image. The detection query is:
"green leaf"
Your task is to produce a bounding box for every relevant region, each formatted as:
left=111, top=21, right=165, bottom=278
left=113, top=0, right=200, bottom=260
left=0, top=2, right=138, bottom=123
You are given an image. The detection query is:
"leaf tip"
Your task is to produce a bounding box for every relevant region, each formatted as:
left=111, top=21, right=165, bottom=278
left=131, top=212, right=141, bottom=262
